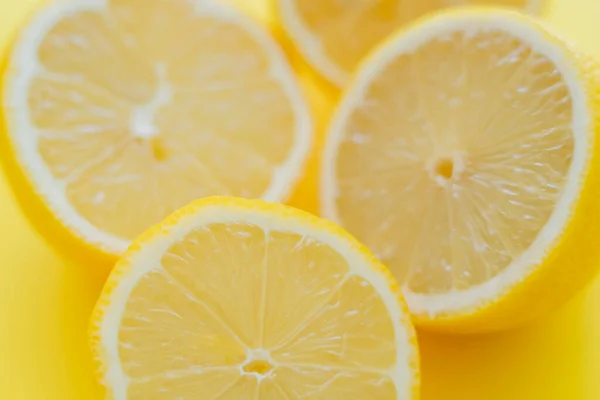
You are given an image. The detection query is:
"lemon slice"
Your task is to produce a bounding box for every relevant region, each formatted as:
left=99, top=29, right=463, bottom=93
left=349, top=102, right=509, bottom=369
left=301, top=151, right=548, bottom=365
left=90, top=197, right=419, bottom=399
left=321, top=9, right=600, bottom=332
left=275, top=0, right=545, bottom=87
left=1, top=0, right=311, bottom=258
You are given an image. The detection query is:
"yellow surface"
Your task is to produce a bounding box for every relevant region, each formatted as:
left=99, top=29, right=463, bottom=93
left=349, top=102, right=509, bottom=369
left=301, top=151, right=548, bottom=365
left=0, top=0, right=599, bottom=399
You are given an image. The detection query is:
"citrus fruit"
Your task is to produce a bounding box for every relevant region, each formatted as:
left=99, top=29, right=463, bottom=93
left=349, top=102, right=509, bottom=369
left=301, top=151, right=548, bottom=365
left=1, top=0, right=312, bottom=262
left=320, top=9, right=600, bottom=333
left=275, top=0, right=545, bottom=87
left=90, top=197, right=419, bottom=399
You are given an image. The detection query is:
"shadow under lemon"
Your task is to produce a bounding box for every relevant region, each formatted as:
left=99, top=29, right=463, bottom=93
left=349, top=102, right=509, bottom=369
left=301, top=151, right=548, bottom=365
left=419, top=280, right=599, bottom=400
left=0, top=175, right=106, bottom=399
left=0, top=45, right=108, bottom=396
left=60, top=259, right=108, bottom=399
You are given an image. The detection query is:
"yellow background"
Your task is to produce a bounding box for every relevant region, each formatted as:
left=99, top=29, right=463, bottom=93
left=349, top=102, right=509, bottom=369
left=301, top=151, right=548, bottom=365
left=1, top=0, right=600, bottom=399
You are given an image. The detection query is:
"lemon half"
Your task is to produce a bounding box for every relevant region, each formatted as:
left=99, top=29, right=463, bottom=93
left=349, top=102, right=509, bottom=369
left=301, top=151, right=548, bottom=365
left=321, top=9, right=600, bottom=332
left=275, top=0, right=545, bottom=87
left=90, top=197, right=419, bottom=399
left=1, top=0, right=312, bottom=261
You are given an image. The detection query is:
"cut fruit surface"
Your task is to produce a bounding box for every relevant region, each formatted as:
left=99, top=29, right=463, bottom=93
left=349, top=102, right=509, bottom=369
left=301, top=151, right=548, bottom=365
left=321, top=10, right=600, bottom=332
left=275, top=0, right=545, bottom=87
left=2, top=0, right=311, bottom=257
left=90, top=197, right=419, bottom=399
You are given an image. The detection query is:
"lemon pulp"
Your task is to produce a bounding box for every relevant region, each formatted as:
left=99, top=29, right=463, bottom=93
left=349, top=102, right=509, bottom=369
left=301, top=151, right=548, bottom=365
left=326, top=21, right=574, bottom=296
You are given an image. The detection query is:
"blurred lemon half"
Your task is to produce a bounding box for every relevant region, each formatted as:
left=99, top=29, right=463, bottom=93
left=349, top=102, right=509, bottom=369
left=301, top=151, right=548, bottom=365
left=275, top=0, right=545, bottom=87
left=321, top=9, right=600, bottom=333
left=91, top=197, right=419, bottom=399
left=1, top=0, right=312, bottom=261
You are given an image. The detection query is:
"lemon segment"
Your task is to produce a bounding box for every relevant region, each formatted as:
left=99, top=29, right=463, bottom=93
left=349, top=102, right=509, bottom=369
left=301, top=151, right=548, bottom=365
left=91, top=197, right=419, bottom=399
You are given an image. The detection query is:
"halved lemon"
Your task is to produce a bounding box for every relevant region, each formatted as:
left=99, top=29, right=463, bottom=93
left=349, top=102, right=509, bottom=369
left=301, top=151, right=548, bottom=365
left=1, top=0, right=311, bottom=260
left=321, top=9, right=600, bottom=333
left=90, top=197, right=419, bottom=399
left=275, top=0, right=545, bottom=87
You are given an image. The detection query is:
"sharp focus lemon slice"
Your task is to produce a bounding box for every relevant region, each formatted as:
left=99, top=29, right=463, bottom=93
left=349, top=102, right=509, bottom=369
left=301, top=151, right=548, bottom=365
left=275, top=0, right=545, bottom=87
left=321, top=9, right=600, bottom=332
left=90, top=197, right=419, bottom=399
left=1, top=0, right=311, bottom=258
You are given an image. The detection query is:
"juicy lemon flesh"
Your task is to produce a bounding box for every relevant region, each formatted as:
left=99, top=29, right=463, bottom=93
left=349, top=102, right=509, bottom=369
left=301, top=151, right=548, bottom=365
left=28, top=0, right=297, bottom=240
left=117, top=222, right=399, bottom=398
left=292, top=0, right=537, bottom=81
left=334, top=29, right=573, bottom=295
